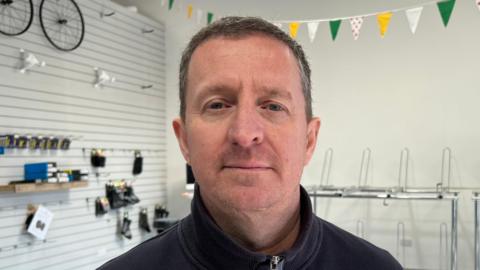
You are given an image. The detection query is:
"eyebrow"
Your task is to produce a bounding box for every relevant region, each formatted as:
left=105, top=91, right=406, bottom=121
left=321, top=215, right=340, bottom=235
left=193, top=83, right=238, bottom=103
left=257, top=87, right=293, bottom=101
left=193, top=83, right=293, bottom=103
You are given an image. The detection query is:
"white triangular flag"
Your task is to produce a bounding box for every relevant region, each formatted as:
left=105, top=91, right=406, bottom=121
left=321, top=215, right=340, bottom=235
left=307, top=22, right=320, bottom=43
left=405, top=7, right=423, bottom=34
left=273, top=22, right=282, bottom=30
left=196, top=9, right=203, bottom=25
left=349, top=17, right=364, bottom=40
left=161, top=0, right=166, bottom=7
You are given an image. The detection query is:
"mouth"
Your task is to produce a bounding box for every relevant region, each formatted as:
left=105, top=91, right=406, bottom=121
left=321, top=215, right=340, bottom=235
left=222, top=163, right=272, bottom=171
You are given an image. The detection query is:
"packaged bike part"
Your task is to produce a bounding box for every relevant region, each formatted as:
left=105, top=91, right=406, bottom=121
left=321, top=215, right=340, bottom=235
left=60, top=138, right=71, bottom=150
left=132, top=150, right=143, bottom=175
left=121, top=212, right=132, bottom=239
left=91, top=149, right=106, bottom=167
left=139, top=208, right=151, bottom=233
left=124, top=182, right=140, bottom=205
left=105, top=180, right=127, bottom=209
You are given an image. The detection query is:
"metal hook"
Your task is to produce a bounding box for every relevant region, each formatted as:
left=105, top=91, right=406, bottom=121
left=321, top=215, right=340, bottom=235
left=383, top=197, right=389, bottom=206
left=440, top=147, right=452, bottom=192
left=356, top=220, right=364, bottom=238
left=439, top=222, right=448, bottom=270
left=398, top=147, right=410, bottom=192
left=141, top=85, right=153, bottom=89
left=101, top=11, right=115, bottom=17
left=358, top=148, right=371, bottom=187
left=142, top=28, right=154, bottom=34
left=397, top=222, right=405, bottom=266
left=320, top=148, right=333, bottom=187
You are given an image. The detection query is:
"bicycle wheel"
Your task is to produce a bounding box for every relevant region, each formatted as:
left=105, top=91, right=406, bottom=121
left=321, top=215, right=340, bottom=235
left=0, top=0, right=33, bottom=36
left=39, top=0, right=85, bottom=51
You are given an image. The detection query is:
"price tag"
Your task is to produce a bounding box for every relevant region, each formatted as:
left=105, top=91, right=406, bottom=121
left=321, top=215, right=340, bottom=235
left=27, top=205, right=54, bottom=240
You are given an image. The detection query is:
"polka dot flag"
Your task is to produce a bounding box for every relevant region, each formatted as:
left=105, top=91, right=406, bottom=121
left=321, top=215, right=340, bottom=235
left=349, top=17, right=364, bottom=41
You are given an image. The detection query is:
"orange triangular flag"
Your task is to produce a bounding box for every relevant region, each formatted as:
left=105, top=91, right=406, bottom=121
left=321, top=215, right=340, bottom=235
left=377, top=12, right=393, bottom=38
left=187, top=4, right=193, bottom=19
left=289, top=22, right=300, bottom=38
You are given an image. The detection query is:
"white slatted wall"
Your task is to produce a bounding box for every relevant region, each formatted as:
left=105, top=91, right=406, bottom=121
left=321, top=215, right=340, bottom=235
left=0, top=0, right=166, bottom=269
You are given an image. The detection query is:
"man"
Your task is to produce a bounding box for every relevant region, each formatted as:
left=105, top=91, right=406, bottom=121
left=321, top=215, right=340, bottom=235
left=99, top=16, right=402, bottom=270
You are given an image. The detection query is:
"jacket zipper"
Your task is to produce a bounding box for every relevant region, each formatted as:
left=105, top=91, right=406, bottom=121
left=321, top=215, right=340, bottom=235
left=270, top=256, right=284, bottom=270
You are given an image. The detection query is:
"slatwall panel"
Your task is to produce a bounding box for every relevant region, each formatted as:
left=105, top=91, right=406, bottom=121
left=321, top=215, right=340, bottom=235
left=0, top=1, right=166, bottom=269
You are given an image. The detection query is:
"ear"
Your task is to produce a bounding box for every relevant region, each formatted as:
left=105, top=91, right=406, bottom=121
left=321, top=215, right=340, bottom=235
left=304, top=117, right=321, bottom=166
left=172, top=117, right=191, bottom=164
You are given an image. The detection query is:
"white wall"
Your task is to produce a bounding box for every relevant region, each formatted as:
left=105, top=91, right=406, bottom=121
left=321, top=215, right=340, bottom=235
left=116, top=0, right=480, bottom=269
left=0, top=1, right=166, bottom=269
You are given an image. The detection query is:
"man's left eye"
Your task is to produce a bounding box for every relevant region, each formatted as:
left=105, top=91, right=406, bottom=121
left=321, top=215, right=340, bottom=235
left=262, top=103, right=284, bottom=112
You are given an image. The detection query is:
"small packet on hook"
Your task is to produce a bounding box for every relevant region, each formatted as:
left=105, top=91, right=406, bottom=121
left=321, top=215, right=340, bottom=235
left=91, top=149, right=106, bottom=167
left=132, top=150, right=143, bottom=175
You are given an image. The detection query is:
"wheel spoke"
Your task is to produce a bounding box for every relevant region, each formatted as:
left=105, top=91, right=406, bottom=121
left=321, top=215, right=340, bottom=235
left=39, top=0, right=84, bottom=50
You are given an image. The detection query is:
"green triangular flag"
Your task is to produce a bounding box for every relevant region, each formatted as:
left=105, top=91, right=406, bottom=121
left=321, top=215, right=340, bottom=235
left=329, top=20, right=342, bottom=41
left=437, top=0, right=456, bottom=27
left=168, top=0, right=174, bottom=10
left=207, top=12, right=214, bottom=24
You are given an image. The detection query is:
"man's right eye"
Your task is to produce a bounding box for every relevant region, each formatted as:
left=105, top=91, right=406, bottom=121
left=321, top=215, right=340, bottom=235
left=207, top=102, right=229, bottom=110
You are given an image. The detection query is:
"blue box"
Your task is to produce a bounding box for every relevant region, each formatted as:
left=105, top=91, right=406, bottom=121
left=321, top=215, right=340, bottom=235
left=24, top=162, right=57, bottom=181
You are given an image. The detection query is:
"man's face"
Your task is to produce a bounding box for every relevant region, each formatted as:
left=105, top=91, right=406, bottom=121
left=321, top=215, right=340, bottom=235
left=173, top=34, right=320, bottom=211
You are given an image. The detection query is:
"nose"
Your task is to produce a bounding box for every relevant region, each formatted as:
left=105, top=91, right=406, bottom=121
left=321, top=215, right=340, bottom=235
left=227, top=104, right=264, bottom=148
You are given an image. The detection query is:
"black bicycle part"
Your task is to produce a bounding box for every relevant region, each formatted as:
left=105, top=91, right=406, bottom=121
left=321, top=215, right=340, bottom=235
left=0, top=0, right=33, bottom=36
left=39, top=0, right=85, bottom=51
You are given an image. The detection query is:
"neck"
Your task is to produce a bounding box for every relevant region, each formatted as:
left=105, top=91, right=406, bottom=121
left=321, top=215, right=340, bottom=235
left=201, top=188, right=301, bottom=255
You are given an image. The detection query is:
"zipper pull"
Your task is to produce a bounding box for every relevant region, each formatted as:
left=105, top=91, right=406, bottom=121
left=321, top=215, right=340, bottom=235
left=270, top=256, right=284, bottom=270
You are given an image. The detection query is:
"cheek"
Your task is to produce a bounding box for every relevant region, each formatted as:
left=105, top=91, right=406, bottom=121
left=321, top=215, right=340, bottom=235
left=272, top=128, right=308, bottom=170
left=186, top=123, right=225, bottom=174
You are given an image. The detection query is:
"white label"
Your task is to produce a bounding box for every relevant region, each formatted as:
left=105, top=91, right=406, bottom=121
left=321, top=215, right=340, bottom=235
left=27, top=205, right=54, bottom=240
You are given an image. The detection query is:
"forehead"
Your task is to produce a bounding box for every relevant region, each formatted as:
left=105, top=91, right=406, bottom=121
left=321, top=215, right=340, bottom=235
left=186, top=34, right=303, bottom=95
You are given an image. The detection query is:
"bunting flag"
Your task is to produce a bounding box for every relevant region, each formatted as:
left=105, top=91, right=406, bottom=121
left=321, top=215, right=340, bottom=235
left=307, top=22, right=319, bottom=43
left=477, top=0, right=480, bottom=11
left=289, top=22, right=300, bottom=38
left=196, top=9, right=203, bottom=24
left=377, top=12, right=393, bottom=38
left=405, top=7, right=423, bottom=34
left=437, top=0, right=456, bottom=27
left=187, top=4, right=193, bottom=19
left=207, top=12, right=214, bottom=24
left=349, top=17, right=364, bottom=40
left=163, top=0, right=469, bottom=41
left=329, top=20, right=341, bottom=41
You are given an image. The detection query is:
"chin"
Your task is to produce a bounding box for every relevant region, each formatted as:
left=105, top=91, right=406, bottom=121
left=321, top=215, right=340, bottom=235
left=220, top=184, right=284, bottom=211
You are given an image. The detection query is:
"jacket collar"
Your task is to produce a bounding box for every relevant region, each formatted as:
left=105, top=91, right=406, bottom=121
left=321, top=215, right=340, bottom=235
left=179, top=185, right=323, bottom=270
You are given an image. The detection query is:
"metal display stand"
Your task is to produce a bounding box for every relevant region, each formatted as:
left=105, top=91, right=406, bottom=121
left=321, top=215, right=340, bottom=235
left=308, top=187, right=459, bottom=270
left=474, top=192, right=480, bottom=270
left=308, top=147, right=459, bottom=270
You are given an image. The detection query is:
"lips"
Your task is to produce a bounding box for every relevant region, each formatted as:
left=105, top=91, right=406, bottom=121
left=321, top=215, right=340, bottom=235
left=222, top=162, right=272, bottom=170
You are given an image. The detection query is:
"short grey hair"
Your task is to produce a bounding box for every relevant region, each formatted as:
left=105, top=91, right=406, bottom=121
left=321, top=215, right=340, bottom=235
left=179, top=16, right=312, bottom=121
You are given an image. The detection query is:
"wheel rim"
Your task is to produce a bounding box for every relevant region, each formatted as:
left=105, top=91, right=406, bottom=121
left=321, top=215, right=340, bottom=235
left=39, top=0, right=85, bottom=51
left=0, top=0, right=33, bottom=36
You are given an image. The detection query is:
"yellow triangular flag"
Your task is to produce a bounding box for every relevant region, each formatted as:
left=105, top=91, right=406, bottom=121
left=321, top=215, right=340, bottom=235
left=289, top=22, right=300, bottom=39
left=187, top=4, right=193, bottom=19
left=377, top=12, right=393, bottom=38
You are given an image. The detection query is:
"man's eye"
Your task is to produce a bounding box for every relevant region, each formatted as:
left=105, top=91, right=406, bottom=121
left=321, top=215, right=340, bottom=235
left=262, top=103, right=284, bottom=112
left=207, top=102, right=228, bottom=110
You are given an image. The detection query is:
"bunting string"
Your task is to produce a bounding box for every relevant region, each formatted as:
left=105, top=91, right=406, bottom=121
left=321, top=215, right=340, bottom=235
left=162, top=0, right=469, bottom=41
